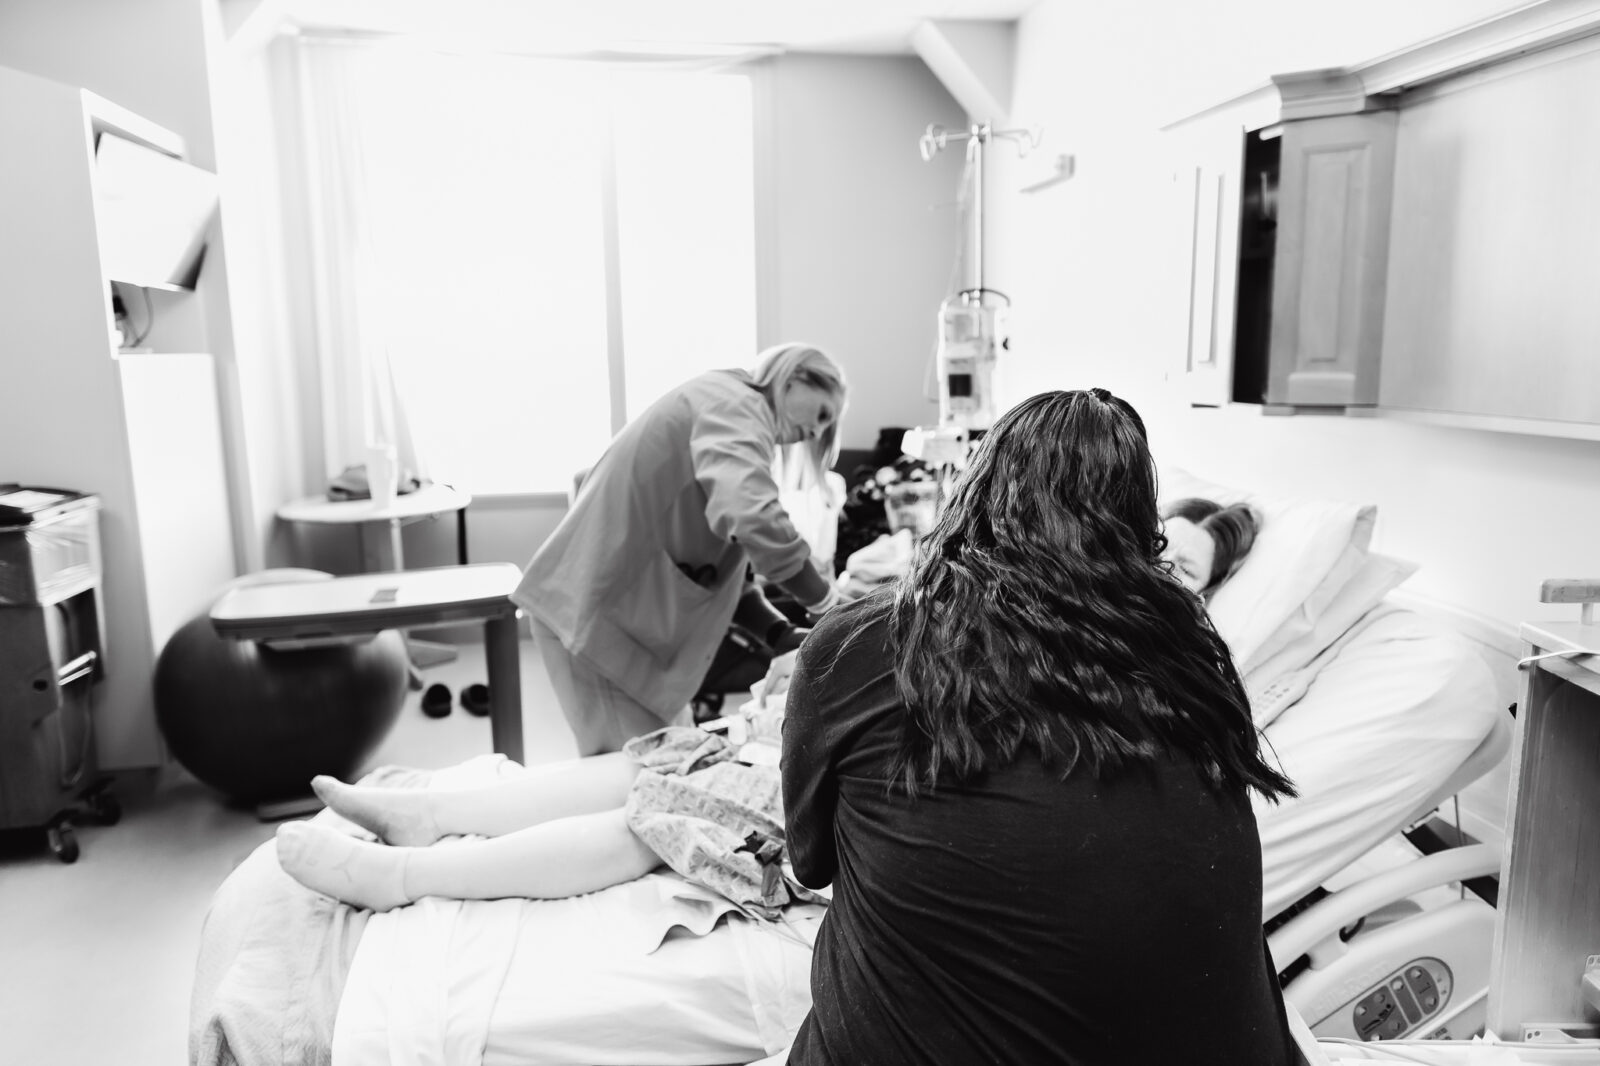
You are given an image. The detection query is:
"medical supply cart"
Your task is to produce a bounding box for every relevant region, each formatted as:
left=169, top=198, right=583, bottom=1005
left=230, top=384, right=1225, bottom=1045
left=1487, top=580, right=1600, bottom=1043
left=0, top=486, right=119, bottom=862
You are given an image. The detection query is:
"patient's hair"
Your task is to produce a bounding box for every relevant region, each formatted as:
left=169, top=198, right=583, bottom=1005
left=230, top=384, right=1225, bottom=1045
left=1162, top=497, right=1261, bottom=594
left=885, top=388, right=1295, bottom=802
left=751, top=342, right=849, bottom=500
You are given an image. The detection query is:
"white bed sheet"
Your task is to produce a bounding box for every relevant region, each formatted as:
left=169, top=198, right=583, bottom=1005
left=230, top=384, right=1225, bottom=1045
left=1254, top=604, right=1503, bottom=919
left=332, top=758, right=819, bottom=1066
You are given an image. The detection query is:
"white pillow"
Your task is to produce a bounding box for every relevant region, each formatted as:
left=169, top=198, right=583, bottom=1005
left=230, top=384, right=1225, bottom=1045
left=1245, top=552, right=1419, bottom=691
left=1158, top=468, right=1376, bottom=671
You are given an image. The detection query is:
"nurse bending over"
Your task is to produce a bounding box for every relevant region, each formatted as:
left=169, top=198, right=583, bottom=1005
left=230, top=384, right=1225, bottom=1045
left=515, top=342, right=849, bottom=756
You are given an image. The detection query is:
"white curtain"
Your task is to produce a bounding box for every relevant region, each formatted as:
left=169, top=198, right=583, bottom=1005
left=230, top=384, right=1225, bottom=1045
left=285, top=35, right=762, bottom=495
left=295, top=39, right=427, bottom=485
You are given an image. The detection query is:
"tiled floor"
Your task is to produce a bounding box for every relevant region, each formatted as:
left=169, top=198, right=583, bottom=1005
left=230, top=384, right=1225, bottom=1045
left=0, top=636, right=573, bottom=1066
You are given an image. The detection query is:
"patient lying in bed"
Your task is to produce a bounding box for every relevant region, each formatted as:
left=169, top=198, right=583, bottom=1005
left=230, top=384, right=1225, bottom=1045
left=277, top=726, right=794, bottom=917
left=278, top=492, right=1263, bottom=918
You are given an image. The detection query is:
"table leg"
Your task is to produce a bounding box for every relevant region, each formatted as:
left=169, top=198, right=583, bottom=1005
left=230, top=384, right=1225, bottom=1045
left=382, top=514, right=460, bottom=670
left=389, top=517, right=404, bottom=570
left=484, top=613, right=524, bottom=764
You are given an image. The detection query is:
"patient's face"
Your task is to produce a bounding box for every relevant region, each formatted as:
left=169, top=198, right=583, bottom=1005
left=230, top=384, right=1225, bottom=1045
left=1162, top=517, right=1215, bottom=594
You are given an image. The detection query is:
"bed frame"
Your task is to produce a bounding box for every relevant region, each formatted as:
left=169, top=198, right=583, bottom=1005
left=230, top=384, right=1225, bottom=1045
left=1387, top=588, right=1521, bottom=849
left=1271, top=590, right=1521, bottom=1043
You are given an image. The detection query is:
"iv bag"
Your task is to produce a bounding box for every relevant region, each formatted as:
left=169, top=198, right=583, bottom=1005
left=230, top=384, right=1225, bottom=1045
left=937, top=289, right=1009, bottom=431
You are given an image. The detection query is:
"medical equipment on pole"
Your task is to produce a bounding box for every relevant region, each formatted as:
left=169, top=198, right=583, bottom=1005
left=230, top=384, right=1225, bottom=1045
left=918, top=122, right=1039, bottom=432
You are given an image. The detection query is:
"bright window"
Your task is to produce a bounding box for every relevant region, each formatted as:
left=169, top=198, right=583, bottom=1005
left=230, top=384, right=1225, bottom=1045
left=335, top=51, right=757, bottom=493
left=612, top=71, right=758, bottom=421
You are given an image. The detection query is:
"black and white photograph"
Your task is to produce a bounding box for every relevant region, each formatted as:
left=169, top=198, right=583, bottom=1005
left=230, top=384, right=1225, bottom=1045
left=2, top=1, right=1599, bottom=1063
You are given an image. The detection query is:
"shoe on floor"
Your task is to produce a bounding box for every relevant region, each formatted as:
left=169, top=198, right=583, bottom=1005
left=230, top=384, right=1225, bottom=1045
left=421, top=682, right=452, bottom=718
left=461, top=682, right=490, bottom=717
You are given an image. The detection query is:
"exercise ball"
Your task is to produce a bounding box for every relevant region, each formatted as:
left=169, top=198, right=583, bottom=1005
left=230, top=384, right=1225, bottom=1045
left=154, top=569, right=410, bottom=805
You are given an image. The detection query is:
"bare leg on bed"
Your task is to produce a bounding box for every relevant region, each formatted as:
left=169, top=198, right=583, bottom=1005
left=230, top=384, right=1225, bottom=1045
left=311, top=752, right=642, bottom=846
left=276, top=808, right=659, bottom=911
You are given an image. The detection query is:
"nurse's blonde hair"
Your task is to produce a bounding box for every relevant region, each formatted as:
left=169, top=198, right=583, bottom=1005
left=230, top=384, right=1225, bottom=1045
left=751, top=342, right=848, bottom=500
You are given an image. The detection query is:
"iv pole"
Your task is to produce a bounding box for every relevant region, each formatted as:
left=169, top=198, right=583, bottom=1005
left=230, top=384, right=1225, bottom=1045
left=917, top=123, right=1039, bottom=433
left=919, top=123, right=1040, bottom=292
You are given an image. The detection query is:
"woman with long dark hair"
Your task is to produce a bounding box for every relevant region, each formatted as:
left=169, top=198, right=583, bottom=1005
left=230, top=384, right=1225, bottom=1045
left=782, top=388, right=1298, bottom=1065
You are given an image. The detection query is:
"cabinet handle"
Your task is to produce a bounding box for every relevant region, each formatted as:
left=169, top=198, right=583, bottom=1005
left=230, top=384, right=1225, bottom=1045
left=1540, top=578, right=1600, bottom=625
left=1207, top=171, right=1226, bottom=368
left=56, top=650, right=98, bottom=687
left=1540, top=578, right=1600, bottom=604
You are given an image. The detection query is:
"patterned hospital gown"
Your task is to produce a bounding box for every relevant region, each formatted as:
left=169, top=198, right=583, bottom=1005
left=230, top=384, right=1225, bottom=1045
left=622, top=726, right=808, bottom=919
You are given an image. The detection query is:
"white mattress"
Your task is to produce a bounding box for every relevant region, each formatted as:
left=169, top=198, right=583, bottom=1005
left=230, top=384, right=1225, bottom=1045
left=1253, top=605, right=1503, bottom=919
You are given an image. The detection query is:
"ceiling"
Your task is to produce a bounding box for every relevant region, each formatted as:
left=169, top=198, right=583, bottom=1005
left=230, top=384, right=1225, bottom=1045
left=276, top=0, right=1037, bottom=54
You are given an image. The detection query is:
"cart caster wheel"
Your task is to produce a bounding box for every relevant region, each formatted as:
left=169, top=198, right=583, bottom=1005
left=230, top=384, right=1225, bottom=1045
left=85, top=789, right=121, bottom=827
left=47, top=821, right=80, bottom=864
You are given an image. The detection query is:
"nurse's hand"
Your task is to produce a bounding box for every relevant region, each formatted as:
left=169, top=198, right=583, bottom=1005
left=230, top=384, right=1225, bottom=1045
left=759, top=650, right=800, bottom=703
left=802, top=584, right=845, bottom=625
left=769, top=623, right=808, bottom=655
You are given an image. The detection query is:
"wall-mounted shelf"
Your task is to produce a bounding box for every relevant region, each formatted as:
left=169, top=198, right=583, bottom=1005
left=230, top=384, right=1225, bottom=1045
left=1349, top=406, right=1600, bottom=443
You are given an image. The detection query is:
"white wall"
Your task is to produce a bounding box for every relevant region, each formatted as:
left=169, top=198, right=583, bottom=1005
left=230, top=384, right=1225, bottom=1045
left=759, top=53, right=966, bottom=448
left=0, top=0, right=218, bottom=163
left=990, top=0, right=1600, bottom=629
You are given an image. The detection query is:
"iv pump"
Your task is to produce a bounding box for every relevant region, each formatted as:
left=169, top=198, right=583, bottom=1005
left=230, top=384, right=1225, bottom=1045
left=937, top=287, right=1008, bottom=431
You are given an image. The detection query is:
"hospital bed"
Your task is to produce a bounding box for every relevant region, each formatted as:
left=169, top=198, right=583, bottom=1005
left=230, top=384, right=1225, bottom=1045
left=188, top=472, right=1511, bottom=1065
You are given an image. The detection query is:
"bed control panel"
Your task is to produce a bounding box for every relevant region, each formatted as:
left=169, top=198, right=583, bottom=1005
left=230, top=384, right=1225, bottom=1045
left=1350, top=958, right=1452, bottom=1041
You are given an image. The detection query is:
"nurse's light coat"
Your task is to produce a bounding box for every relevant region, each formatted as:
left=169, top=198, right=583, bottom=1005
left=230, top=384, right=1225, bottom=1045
left=513, top=369, right=816, bottom=720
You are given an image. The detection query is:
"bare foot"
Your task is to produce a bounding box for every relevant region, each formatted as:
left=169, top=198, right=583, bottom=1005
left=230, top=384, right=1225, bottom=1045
left=275, top=822, right=412, bottom=912
left=311, top=776, right=442, bottom=846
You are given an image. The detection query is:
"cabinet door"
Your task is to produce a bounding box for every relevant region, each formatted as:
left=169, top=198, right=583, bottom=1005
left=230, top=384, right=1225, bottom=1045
left=1174, top=124, right=1245, bottom=408
left=1379, top=38, right=1600, bottom=426
left=1265, top=111, right=1397, bottom=407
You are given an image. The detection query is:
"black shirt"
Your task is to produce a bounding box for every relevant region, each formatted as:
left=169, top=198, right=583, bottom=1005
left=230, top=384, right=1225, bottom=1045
left=781, top=597, right=1295, bottom=1066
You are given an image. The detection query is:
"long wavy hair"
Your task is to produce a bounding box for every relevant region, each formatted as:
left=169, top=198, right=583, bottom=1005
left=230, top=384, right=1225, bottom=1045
left=750, top=343, right=848, bottom=501
left=886, top=388, right=1296, bottom=801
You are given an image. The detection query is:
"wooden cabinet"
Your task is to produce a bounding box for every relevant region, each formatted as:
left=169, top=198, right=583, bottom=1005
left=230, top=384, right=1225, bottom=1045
left=1167, top=76, right=1396, bottom=412
left=1170, top=112, right=1249, bottom=407
left=0, top=65, right=237, bottom=769
left=1262, top=110, right=1396, bottom=408
left=1167, top=2, right=1600, bottom=436
left=1379, top=33, right=1600, bottom=430
left=1488, top=613, right=1600, bottom=1041
left=1171, top=98, right=1267, bottom=406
